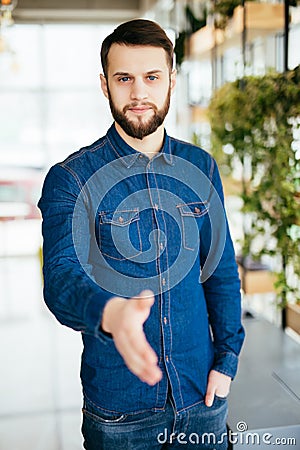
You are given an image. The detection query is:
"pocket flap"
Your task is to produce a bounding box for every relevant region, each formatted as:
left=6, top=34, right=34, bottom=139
left=177, top=202, right=209, bottom=217
left=99, top=209, right=139, bottom=226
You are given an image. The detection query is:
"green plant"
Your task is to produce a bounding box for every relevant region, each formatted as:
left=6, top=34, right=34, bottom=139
left=174, top=5, right=207, bottom=67
left=212, top=0, right=242, bottom=29
left=208, top=67, right=300, bottom=306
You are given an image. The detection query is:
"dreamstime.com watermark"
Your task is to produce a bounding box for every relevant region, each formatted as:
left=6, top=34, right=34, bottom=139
left=157, top=421, right=297, bottom=446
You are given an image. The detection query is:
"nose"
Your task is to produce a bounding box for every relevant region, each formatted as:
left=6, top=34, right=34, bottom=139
left=130, top=77, right=148, bottom=101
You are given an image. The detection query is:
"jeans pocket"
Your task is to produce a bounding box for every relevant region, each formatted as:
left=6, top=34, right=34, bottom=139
left=214, top=394, right=228, bottom=402
left=82, top=407, right=127, bottom=424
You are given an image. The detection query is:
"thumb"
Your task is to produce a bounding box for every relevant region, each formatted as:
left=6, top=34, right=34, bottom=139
left=134, top=290, right=155, bottom=310
left=205, top=385, right=215, bottom=408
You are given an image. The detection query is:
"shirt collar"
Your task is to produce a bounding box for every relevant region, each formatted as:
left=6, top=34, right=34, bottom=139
left=106, top=123, right=174, bottom=169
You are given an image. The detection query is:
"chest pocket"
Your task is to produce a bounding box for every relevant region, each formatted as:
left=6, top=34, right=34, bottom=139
left=177, top=201, right=209, bottom=251
left=98, top=209, right=142, bottom=260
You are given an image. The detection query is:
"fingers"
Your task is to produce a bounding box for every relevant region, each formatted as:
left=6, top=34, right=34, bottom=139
left=114, top=326, right=162, bottom=386
left=113, top=289, right=162, bottom=385
left=103, top=289, right=162, bottom=385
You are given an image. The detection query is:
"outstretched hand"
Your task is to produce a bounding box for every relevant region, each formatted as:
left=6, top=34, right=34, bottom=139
left=101, top=290, right=162, bottom=386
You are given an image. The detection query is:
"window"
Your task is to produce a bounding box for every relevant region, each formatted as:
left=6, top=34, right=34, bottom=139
left=0, top=24, right=115, bottom=169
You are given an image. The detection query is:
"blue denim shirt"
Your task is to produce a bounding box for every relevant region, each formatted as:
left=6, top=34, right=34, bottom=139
left=38, top=124, right=244, bottom=415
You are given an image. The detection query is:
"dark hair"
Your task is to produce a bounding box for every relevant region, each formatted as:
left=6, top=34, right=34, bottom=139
left=101, top=19, right=174, bottom=77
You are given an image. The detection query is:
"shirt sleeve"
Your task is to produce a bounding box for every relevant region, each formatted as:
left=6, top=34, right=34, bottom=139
left=38, top=164, right=114, bottom=343
left=200, top=157, right=245, bottom=379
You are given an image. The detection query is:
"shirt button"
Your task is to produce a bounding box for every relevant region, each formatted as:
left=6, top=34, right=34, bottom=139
left=163, top=317, right=168, bottom=325
left=118, top=216, right=124, bottom=223
left=166, top=355, right=169, bottom=362
left=139, top=154, right=143, bottom=158
left=194, top=207, right=201, bottom=213
left=162, top=278, right=166, bottom=286
left=159, top=242, right=164, bottom=250
left=154, top=204, right=159, bottom=210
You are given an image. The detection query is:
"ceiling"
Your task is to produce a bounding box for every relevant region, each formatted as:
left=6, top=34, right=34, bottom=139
left=13, top=0, right=158, bottom=24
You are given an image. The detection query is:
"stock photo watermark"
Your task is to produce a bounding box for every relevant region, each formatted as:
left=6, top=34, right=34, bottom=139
left=72, top=154, right=227, bottom=297
left=157, top=421, right=297, bottom=446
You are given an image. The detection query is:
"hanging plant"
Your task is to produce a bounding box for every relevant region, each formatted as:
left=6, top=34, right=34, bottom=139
left=212, top=0, right=242, bottom=30
left=208, top=66, right=300, bottom=306
left=174, top=4, right=207, bottom=67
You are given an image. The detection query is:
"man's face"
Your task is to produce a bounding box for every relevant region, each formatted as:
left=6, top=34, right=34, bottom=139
left=101, top=44, right=176, bottom=140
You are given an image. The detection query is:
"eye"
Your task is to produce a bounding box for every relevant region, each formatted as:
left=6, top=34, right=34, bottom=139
left=148, top=75, right=158, bottom=81
left=119, top=76, right=131, bottom=82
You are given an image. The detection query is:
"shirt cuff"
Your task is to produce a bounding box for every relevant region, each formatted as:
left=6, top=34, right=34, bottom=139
left=84, top=291, right=114, bottom=344
left=212, top=351, right=239, bottom=379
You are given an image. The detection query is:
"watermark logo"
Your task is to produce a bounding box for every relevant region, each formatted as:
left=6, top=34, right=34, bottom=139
left=236, top=420, right=248, bottom=432
left=72, top=155, right=227, bottom=297
left=157, top=421, right=297, bottom=446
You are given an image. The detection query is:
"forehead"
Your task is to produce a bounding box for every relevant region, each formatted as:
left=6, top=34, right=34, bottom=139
left=106, top=44, right=169, bottom=74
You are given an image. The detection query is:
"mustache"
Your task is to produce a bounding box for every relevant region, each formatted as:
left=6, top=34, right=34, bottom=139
left=123, top=102, right=157, bottom=113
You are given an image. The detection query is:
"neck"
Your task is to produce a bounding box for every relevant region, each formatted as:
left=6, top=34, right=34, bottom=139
left=114, top=122, right=165, bottom=158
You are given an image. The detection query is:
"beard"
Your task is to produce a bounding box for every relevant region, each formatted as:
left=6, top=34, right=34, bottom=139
left=107, top=86, right=171, bottom=140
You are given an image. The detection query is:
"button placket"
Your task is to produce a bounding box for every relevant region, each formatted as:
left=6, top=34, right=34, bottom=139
left=145, top=160, right=175, bottom=391
left=146, top=161, right=171, bottom=370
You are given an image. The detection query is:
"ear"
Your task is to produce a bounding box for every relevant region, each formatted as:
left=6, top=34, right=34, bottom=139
left=100, top=74, right=109, bottom=99
left=170, top=69, right=176, bottom=94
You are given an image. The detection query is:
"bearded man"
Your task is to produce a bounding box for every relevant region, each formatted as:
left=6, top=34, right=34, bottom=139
left=38, top=19, right=244, bottom=450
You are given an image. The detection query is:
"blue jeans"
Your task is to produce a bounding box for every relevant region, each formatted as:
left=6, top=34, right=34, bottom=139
left=82, top=395, right=228, bottom=449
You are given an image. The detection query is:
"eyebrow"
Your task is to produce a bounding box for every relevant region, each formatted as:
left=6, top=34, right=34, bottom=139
left=112, top=69, right=164, bottom=77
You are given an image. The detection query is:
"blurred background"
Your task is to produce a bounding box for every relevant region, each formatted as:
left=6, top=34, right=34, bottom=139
left=0, top=1, right=299, bottom=449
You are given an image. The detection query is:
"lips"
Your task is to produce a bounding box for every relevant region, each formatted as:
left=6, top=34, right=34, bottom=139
left=124, top=102, right=155, bottom=114
left=128, top=106, right=151, bottom=114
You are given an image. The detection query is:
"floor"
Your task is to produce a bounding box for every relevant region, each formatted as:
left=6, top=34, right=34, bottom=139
left=0, top=254, right=84, bottom=450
